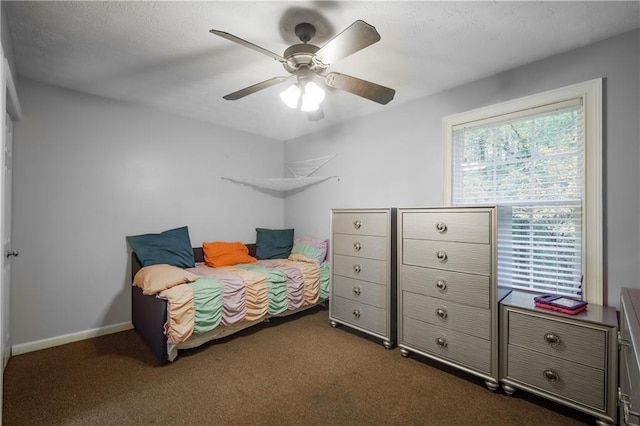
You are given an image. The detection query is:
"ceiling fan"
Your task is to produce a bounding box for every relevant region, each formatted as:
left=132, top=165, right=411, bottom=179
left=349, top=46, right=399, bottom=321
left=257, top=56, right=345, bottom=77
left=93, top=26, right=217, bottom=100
left=210, top=20, right=395, bottom=120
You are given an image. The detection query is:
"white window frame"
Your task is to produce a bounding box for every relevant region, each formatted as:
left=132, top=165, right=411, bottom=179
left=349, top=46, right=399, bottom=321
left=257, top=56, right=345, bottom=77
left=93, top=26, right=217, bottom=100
left=442, top=79, right=603, bottom=304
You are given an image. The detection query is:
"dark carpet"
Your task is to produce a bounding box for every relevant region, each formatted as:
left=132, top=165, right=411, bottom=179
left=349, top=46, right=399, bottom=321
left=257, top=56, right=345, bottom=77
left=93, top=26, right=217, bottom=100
left=3, top=306, right=591, bottom=425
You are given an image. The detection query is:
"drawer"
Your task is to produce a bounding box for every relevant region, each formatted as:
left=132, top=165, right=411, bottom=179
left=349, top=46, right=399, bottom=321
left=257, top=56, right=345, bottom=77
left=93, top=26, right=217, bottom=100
left=620, top=325, right=640, bottom=412
left=400, top=264, right=489, bottom=309
left=402, top=316, right=490, bottom=373
left=331, top=295, right=386, bottom=335
left=624, top=409, right=640, bottom=426
left=508, top=311, right=606, bottom=369
left=621, top=349, right=640, bottom=414
left=621, top=289, right=640, bottom=425
left=507, top=344, right=605, bottom=411
left=402, top=211, right=490, bottom=244
left=403, top=292, right=490, bottom=340
left=402, top=239, right=490, bottom=276
left=333, top=211, right=388, bottom=237
left=332, top=234, right=387, bottom=261
left=333, top=254, right=387, bottom=285
left=333, top=276, right=386, bottom=308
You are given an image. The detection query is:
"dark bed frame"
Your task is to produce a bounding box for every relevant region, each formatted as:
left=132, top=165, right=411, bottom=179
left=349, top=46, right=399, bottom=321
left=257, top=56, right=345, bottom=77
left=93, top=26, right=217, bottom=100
left=131, top=244, right=256, bottom=363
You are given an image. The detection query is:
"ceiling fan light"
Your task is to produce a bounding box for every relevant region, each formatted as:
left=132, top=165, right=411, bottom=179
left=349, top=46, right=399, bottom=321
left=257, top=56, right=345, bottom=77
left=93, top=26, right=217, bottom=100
left=304, top=81, right=325, bottom=105
left=280, top=84, right=301, bottom=109
left=300, top=97, right=319, bottom=112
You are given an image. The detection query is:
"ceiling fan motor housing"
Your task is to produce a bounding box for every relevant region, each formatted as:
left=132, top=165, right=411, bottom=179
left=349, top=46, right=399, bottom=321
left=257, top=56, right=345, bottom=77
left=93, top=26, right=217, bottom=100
left=283, top=43, right=326, bottom=73
left=281, top=22, right=328, bottom=74
left=295, top=23, right=316, bottom=43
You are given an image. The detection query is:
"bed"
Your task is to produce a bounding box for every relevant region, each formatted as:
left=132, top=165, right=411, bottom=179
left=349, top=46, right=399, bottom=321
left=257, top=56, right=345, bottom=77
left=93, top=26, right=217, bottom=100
left=130, top=230, right=330, bottom=363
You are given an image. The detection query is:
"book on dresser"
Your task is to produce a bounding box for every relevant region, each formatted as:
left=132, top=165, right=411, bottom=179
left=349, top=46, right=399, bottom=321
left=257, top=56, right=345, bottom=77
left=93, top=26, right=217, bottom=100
left=397, top=206, right=512, bottom=391
left=329, top=208, right=397, bottom=349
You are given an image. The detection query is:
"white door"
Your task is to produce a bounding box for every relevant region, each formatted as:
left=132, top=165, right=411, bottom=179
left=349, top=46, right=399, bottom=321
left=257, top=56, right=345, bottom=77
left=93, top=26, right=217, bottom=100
left=2, top=111, right=13, bottom=368
left=1, top=51, right=21, bottom=420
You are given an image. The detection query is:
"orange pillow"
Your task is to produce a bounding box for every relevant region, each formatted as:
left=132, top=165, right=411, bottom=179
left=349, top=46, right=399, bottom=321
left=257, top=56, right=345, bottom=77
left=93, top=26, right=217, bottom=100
left=203, top=241, right=257, bottom=268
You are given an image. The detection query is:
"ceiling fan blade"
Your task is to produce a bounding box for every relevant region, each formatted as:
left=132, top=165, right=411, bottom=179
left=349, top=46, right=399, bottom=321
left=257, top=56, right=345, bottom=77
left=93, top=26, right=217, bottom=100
left=315, top=20, right=381, bottom=65
left=223, top=76, right=289, bottom=100
left=307, top=106, right=325, bottom=122
left=325, top=72, right=395, bottom=105
left=210, top=29, right=286, bottom=63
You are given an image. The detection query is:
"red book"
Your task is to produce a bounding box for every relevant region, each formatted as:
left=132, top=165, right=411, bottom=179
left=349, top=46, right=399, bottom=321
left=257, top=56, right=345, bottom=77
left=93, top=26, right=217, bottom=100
left=533, top=294, right=588, bottom=315
left=534, top=300, right=587, bottom=315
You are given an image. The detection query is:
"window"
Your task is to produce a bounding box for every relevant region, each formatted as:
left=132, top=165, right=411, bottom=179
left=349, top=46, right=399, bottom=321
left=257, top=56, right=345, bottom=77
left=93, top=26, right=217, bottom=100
left=443, top=79, right=602, bottom=304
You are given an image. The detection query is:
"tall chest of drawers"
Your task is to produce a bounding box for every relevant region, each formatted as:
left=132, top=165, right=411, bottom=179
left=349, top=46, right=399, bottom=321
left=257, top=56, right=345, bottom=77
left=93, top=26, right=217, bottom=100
left=397, top=206, right=509, bottom=390
left=330, top=208, right=397, bottom=348
left=620, top=288, right=640, bottom=426
left=500, top=290, right=618, bottom=425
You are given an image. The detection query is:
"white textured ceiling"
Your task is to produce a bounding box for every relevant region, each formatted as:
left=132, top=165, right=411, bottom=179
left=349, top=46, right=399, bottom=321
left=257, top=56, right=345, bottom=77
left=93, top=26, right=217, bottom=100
left=5, top=1, right=640, bottom=141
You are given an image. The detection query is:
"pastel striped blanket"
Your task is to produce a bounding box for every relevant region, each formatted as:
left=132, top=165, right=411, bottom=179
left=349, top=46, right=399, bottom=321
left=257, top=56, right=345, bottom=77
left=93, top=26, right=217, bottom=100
left=159, top=260, right=330, bottom=344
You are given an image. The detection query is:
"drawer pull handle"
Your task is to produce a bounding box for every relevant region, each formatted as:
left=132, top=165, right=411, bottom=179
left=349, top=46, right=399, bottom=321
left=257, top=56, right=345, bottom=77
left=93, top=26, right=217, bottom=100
left=352, top=309, right=361, bottom=318
left=435, top=222, right=447, bottom=233
left=542, top=369, right=559, bottom=382
left=619, top=390, right=639, bottom=423
left=354, top=220, right=362, bottom=230
left=619, top=388, right=630, bottom=404
left=352, top=287, right=361, bottom=296
left=623, top=402, right=630, bottom=426
left=619, top=331, right=631, bottom=347
left=436, top=251, right=448, bottom=262
left=353, top=242, right=362, bottom=252
left=435, top=337, right=448, bottom=348
left=544, top=332, right=561, bottom=347
left=435, top=308, right=448, bottom=319
left=435, top=279, right=447, bottom=291
left=353, top=264, right=361, bottom=274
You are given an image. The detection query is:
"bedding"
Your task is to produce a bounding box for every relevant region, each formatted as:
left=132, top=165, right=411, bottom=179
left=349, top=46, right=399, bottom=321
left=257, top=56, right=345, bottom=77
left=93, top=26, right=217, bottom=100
left=255, top=228, right=294, bottom=259
left=130, top=240, right=329, bottom=362
left=133, top=264, right=200, bottom=295
left=127, top=226, right=195, bottom=268
left=202, top=241, right=257, bottom=267
left=288, top=237, right=328, bottom=263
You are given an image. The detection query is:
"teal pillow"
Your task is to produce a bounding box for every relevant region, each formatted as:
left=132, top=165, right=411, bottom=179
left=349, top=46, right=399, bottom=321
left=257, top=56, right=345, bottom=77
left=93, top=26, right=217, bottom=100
left=127, top=226, right=195, bottom=268
left=255, top=228, right=294, bottom=260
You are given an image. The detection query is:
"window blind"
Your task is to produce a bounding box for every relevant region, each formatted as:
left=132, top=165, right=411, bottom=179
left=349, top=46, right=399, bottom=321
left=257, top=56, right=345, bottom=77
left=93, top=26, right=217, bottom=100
left=452, top=99, right=584, bottom=296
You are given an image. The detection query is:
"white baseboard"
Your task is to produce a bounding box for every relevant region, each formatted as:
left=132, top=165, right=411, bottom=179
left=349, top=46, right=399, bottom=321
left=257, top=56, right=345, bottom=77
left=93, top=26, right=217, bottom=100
left=12, top=322, right=133, bottom=356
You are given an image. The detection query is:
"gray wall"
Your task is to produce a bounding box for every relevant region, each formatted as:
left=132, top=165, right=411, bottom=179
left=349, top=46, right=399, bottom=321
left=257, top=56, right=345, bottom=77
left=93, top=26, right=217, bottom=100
left=11, top=80, right=285, bottom=345
left=285, top=29, right=640, bottom=309
left=9, top=28, right=639, bottom=348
